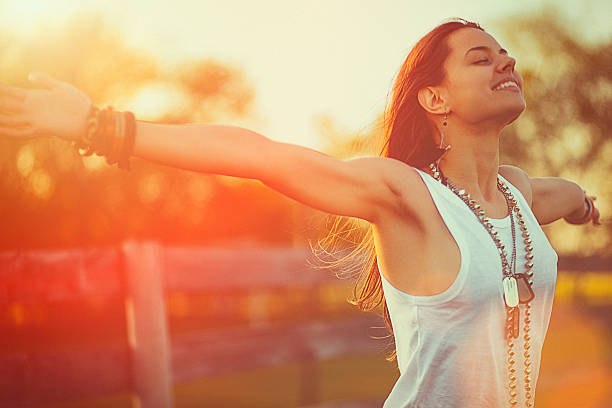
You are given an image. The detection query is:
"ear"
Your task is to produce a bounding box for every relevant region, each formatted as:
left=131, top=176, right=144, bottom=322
left=417, top=86, right=448, bottom=115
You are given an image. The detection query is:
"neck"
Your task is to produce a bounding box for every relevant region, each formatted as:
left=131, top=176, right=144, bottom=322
left=434, top=120, right=502, bottom=202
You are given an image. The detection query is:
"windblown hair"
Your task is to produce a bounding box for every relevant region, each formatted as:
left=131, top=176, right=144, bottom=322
left=312, top=18, right=484, bottom=361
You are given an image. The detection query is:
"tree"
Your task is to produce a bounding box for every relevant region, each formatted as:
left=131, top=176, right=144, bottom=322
left=0, top=15, right=298, bottom=249
left=494, top=10, right=612, bottom=255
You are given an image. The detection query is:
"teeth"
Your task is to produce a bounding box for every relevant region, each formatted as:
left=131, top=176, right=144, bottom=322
left=493, top=81, right=518, bottom=91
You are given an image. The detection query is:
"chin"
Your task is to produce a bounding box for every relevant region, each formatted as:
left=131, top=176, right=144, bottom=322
left=504, top=101, right=526, bottom=125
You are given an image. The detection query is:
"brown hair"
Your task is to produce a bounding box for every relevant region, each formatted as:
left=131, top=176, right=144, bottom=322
left=313, top=18, right=484, bottom=361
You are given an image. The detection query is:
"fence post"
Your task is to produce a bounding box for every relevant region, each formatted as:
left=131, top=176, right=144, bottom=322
left=298, top=346, right=318, bottom=406
left=122, top=240, right=174, bottom=408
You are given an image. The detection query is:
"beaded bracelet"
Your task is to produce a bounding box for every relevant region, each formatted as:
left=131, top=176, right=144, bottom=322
left=72, top=105, right=136, bottom=170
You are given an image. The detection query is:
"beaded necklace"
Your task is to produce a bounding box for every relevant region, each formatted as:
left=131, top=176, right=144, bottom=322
left=428, top=162, right=536, bottom=407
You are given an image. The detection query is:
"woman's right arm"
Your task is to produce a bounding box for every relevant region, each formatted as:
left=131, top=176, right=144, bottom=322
left=0, top=73, right=410, bottom=224
left=135, top=121, right=405, bottom=223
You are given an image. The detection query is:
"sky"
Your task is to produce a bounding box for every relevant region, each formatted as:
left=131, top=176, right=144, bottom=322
left=1, top=0, right=610, bottom=150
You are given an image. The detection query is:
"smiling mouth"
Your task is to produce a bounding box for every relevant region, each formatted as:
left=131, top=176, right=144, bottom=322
left=493, top=81, right=520, bottom=92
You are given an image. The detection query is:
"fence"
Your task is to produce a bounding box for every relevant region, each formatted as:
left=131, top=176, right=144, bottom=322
left=1, top=241, right=390, bottom=407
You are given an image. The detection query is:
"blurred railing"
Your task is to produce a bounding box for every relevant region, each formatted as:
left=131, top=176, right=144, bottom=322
left=0, top=241, right=610, bottom=408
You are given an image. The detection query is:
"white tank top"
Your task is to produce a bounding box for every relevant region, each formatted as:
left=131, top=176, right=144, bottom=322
left=378, top=167, right=558, bottom=408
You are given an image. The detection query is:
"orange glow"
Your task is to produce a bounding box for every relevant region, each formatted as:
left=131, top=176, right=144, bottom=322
left=0, top=4, right=610, bottom=407
left=10, top=302, right=26, bottom=325
left=1, top=1, right=607, bottom=150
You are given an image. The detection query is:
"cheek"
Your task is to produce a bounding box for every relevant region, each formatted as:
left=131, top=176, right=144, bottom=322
left=448, top=80, right=488, bottom=106
left=515, top=71, right=525, bottom=89
left=446, top=78, right=497, bottom=120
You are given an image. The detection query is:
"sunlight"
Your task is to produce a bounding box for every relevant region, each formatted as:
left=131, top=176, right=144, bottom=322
left=187, top=177, right=214, bottom=206
left=138, top=172, right=164, bottom=204
left=1, top=0, right=608, bottom=152
left=82, top=154, right=106, bottom=172
left=578, top=272, right=612, bottom=305
left=56, top=145, right=77, bottom=172
left=16, top=145, right=35, bottom=177
left=29, top=168, right=53, bottom=200
left=125, top=82, right=189, bottom=120
left=0, top=0, right=69, bottom=31
left=561, top=124, right=591, bottom=158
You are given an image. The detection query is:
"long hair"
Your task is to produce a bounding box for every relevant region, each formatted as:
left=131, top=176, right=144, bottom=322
left=312, top=18, right=484, bottom=361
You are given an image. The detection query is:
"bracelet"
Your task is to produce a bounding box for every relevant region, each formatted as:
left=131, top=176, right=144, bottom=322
left=563, top=192, right=594, bottom=224
left=72, top=104, right=99, bottom=156
left=72, top=105, right=136, bottom=170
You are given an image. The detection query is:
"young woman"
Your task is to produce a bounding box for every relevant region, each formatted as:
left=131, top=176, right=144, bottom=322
left=0, top=18, right=601, bottom=408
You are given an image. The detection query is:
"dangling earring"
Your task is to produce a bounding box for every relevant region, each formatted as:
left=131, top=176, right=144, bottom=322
left=440, top=111, right=448, bottom=149
left=428, top=111, right=451, bottom=175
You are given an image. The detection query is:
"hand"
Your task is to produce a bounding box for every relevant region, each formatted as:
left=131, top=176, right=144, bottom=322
left=0, top=72, right=92, bottom=141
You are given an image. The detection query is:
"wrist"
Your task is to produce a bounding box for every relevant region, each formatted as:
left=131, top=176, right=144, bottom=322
left=564, top=192, right=593, bottom=224
left=72, top=100, right=93, bottom=142
left=72, top=104, right=136, bottom=170
left=566, top=196, right=588, bottom=219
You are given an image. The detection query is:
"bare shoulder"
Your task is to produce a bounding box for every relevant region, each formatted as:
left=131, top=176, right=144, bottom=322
left=362, top=156, right=427, bottom=221
left=374, top=157, right=423, bottom=193
left=499, top=164, right=533, bottom=208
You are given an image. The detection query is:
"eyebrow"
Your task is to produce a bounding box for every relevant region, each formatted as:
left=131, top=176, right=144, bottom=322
left=465, top=46, right=508, bottom=57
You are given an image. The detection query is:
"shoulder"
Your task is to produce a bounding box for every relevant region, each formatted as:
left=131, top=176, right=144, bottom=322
left=373, top=157, right=425, bottom=197
left=498, top=164, right=533, bottom=208
left=356, top=156, right=428, bottom=218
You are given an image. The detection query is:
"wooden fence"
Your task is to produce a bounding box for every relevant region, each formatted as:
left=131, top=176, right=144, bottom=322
left=0, top=241, right=610, bottom=407
left=1, top=241, right=389, bottom=407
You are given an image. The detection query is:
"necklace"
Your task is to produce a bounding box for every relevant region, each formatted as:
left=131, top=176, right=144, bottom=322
left=428, top=162, right=536, bottom=407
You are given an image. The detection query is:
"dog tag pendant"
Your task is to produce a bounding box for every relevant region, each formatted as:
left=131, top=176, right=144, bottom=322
left=515, top=273, right=535, bottom=304
left=503, top=276, right=519, bottom=307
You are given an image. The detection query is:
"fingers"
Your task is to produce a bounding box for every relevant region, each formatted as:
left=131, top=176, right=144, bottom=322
left=28, top=72, right=61, bottom=90
left=0, top=84, right=27, bottom=102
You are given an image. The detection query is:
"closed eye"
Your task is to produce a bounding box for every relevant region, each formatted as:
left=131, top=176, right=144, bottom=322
left=474, top=59, right=489, bottom=64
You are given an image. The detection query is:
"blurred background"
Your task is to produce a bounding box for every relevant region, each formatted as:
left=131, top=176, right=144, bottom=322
left=0, top=0, right=611, bottom=407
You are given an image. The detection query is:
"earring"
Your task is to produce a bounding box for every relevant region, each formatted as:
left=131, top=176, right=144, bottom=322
left=439, top=111, right=448, bottom=148
left=416, top=111, right=452, bottom=170
left=429, top=111, right=451, bottom=172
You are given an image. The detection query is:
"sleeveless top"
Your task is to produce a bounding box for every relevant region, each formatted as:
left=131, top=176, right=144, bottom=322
left=378, top=167, right=558, bottom=408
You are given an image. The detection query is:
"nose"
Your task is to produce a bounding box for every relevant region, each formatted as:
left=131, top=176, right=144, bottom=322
left=497, top=55, right=516, bottom=73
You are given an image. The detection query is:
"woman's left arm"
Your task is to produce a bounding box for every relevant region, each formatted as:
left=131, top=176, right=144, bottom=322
left=530, top=177, right=601, bottom=226
left=499, top=165, right=601, bottom=226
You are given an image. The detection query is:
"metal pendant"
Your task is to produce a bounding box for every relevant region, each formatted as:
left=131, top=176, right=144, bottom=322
left=503, top=276, right=519, bottom=307
left=515, top=273, right=535, bottom=304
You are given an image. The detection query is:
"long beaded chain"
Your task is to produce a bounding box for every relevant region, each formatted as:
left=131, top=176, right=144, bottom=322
left=428, top=162, right=536, bottom=407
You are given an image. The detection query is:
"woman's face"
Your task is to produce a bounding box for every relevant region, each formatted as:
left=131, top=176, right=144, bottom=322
left=440, top=27, right=526, bottom=126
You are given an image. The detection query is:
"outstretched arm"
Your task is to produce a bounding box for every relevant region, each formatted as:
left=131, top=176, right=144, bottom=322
left=499, top=165, right=601, bottom=226
left=134, top=120, right=403, bottom=224
left=530, top=177, right=600, bottom=225
left=0, top=73, right=405, bottom=224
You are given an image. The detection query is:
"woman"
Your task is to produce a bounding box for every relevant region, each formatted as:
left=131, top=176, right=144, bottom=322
left=0, top=18, right=601, bottom=408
